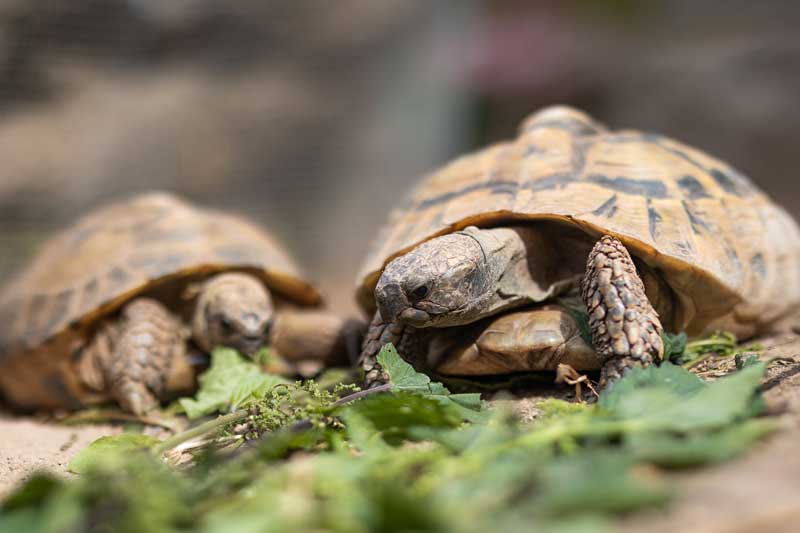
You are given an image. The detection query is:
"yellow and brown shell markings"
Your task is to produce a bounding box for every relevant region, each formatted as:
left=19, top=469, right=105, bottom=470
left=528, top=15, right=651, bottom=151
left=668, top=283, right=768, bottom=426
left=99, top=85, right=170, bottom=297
left=357, top=106, right=800, bottom=339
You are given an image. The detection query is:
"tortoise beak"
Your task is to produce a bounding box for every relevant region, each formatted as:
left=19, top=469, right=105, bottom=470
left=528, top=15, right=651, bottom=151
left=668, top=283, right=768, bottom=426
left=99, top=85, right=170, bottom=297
left=398, top=307, right=431, bottom=326
left=239, top=336, right=264, bottom=357
left=376, top=282, right=432, bottom=326
left=238, top=315, right=271, bottom=357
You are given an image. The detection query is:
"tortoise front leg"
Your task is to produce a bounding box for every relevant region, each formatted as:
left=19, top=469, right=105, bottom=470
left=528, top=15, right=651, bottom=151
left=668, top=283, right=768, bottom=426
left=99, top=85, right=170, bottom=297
left=90, top=298, right=192, bottom=414
left=360, top=312, right=401, bottom=386
left=581, top=236, right=664, bottom=387
left=360, top=312, right=430, bottom=386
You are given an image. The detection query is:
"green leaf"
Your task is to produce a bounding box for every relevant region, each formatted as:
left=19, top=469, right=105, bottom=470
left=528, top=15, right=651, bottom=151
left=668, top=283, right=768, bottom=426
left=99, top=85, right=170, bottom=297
left=341, top=409, right=392, bottom=452
left=662, top=331, right=688, bottom=363
left=179, top=348, right=289, bottom=419
left=535, top=452, right=670, bottom=516
left=68, top=434, right=160, bottom=474
left=626, top=418, right=778, bottom=468
left=377, top=343, right=489, bottom=422
left=0, top=474, right=63, bottom=512
left=600, top=362, right=766, bottom=432
left=2, top=341, right=778, bottom=533
left=735, top=353, right=760, bottom=370
left=681, top=331, right=738, bottom=365
left=377, top=343, right=432, bottom=392
left=343, top=392, right=465, bottom=445
left=538, top=398, right=593, bottom=419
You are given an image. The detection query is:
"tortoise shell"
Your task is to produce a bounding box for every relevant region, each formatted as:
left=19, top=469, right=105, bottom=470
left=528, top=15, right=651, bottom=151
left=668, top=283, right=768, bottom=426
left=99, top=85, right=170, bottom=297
left=356, top=106, right=800, bottom=336
left=0, top=191, right=321, bottom=359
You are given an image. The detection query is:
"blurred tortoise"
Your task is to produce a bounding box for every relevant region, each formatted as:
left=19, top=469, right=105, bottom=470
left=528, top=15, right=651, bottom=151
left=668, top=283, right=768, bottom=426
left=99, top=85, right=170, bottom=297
left=0, top=192, right=356, bottom=414
left=358, top=106, right=800, bottom=386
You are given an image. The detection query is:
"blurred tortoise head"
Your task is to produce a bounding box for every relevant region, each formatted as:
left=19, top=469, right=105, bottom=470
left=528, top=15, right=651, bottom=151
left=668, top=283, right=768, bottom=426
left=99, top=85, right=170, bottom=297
left=359, top=106, right=800, bottom=385
left=191, top=272, right=275, bottom=357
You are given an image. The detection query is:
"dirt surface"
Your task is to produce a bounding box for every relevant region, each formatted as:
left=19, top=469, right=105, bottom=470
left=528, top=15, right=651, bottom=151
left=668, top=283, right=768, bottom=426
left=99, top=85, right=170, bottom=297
left=1, top=334, right=800, bottom=531
left=0, top=416, right=119, bottom=497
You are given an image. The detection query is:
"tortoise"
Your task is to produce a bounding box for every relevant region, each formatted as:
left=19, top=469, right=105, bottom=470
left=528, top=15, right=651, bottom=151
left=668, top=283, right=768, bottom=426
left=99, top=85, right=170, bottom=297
left=0, top=192, right=356, bottom=414
left=357, top=105, right=800, bottom=386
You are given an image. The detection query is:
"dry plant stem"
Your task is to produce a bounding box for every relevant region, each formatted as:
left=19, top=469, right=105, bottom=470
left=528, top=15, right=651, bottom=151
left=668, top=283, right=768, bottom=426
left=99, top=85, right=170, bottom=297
left=332, top=383, right=392, bottom=405
left=58, top=408, right=179, bottom=430
left=153, top=410, right=248, bottom=456
left=683, top=352, right=717, bottom=369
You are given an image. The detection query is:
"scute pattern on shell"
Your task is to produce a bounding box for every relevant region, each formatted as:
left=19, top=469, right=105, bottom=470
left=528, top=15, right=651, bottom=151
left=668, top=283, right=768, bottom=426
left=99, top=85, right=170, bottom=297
left=357, top=106, right=800, bottom=336
left=0, top=192, right=320, bottom=358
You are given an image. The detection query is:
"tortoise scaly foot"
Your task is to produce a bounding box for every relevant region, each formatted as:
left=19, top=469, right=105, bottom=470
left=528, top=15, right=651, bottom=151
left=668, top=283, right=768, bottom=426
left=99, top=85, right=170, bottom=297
left=581, top=236, right=664, bottom=388
left=104, top=299, right=188, bottom=415
left=360, top=312, right=401, bottom=387
left=360, top=311, right=431, bottom=387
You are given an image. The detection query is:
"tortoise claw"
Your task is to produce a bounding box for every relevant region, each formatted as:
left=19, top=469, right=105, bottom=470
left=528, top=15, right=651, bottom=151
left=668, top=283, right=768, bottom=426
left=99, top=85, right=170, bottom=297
left=114, top=378, right=159, bottom=416
left=360, top=312, right=399, bottom=387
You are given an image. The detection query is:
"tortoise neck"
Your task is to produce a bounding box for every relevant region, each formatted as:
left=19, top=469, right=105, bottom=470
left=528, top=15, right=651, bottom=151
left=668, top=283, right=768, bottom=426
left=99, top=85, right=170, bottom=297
left=463, top=225, right=579, bottom=316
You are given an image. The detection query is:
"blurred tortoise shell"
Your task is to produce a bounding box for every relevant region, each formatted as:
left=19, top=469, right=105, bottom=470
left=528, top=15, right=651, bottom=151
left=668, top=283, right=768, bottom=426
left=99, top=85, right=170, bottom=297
left=356, top=106, right=800, bottom=337
left=0, top=192, right=321, bottom=375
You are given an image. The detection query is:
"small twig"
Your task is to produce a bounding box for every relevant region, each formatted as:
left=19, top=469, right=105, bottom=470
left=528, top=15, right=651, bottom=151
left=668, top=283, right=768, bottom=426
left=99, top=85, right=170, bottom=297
left=555, top=363, right=598, bottom=401
left=333, top=383, right=392, bottom=405
left=683, top=351, right=717, bottom=370
left=59, top=408, right=180, bottom=430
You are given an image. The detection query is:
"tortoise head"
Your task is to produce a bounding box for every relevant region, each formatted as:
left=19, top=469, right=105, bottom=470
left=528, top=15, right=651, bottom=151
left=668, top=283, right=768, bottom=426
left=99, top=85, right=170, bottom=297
left=375, top=229, right=496, bottom=328
left=192, top=272, right=274, bottom=357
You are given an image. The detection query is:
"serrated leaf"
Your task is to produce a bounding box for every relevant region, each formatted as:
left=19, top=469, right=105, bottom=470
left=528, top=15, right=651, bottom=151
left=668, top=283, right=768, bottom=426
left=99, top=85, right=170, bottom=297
left=377, top=343, right=488, bottom=422
left=600, top=362, right=766, bottom=432
left=68, top=434, right=160, bottom=474
left=179, top=348, right=289, bottom=419
left=343, top=392, right=465, bottom=445
left=376, top=343, right=432, bottom=392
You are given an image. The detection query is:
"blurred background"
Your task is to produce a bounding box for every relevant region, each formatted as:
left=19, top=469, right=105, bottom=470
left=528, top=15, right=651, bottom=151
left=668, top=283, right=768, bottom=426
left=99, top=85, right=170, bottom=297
left=0, top=0, right=798, bottom=316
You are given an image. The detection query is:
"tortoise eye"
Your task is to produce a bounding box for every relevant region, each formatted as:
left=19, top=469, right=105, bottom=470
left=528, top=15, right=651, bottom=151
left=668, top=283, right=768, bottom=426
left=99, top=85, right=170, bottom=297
left=410, top=285, right=429, bottom=300
left=219, top=317, right=235, bottom=335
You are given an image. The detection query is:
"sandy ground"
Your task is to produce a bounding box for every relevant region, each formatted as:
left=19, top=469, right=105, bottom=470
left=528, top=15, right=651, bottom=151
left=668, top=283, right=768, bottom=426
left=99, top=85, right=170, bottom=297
left=1, top=334, right=799, bottom=531
left=0, top=417, right=119, bottom=495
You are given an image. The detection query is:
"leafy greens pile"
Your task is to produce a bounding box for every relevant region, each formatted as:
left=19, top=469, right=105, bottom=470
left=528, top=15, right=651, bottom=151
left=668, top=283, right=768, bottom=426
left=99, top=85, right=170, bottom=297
left=0, top=345, right=775, bottom=533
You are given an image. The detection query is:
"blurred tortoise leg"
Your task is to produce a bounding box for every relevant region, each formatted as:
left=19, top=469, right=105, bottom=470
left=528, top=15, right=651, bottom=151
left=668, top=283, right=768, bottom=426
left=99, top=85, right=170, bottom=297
left=581, top=236, right=664, bottom=388
left=81, top=298, right=194, bottom=415
left=269, top=310, right=365, bottom=376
